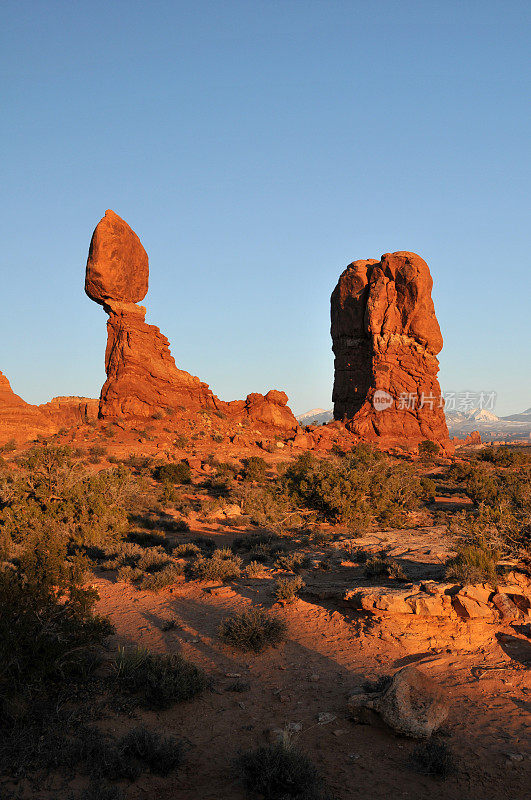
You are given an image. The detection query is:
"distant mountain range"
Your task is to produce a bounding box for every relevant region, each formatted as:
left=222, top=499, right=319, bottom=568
left=296, top=408, right=334, bottom=426
left=297, top=406, right=531, bottom=442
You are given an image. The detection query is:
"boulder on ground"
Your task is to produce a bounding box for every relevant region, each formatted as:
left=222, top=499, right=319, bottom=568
left=348, top=665, right=449, bottom=738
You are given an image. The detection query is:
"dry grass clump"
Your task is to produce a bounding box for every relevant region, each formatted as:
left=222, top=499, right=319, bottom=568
left=246, top=560, right=270, bottom=578
left=118, top=725, right=186, bottom=775
left=219, top=608, right=287, bottom=652
left=112, top=647, right=209, bottom=709
left=235, top=738, right=327, bottom=799
left=363, top=556, right=407, bottom=581
left=274, top=576, right=305, bottom=602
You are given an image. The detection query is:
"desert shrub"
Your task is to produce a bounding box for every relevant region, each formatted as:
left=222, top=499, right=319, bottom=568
left=219, top=608, right=287, bottom=652
left=410, top=739, right=455, bottom=778
left=418, top=439, right=439, bottom=457
left=280, top=453, right=422, bottom=529
left=152, top=461, right=191, bottom=484
left=234, top=482, right=300, bottom=528
left=0, top=448, right=135, bottom=552
left=190, top=548, right=242, bottom=582
left=112, top=647, right=208, bottom=709
left=246, top=560, right=269, bottom=578
left=118, top=725, right=185, bottom=775
left=116, top=565, right=143, bottom=583
left=0, top=438, right=16, bottom=453
left=364, top=556, right=407, bottom=581
left=0, top=537, right=113, bottom=744
left=420, top=476, right=437, bottom=502
left=242, top=456, right=268, bottom=482
left=174, top=434, right=189, bottom=448
left=464, top=464, right=499, bottom=506
left=233, top=532, right=285, bottom=555
left=127, top=529, right=167, bottom=548
left=446, top=542, right=498, bottom=585
left=89, top=445, right=107, bottom=458
left=275, top=552, right=312, bottom=572
left=173, top=541, right=201, bottom=557
left=137, top=546, right=171, bottom=572
left=213, top=460, right=239, bottom=479
left=235, top=739, right=326, bottom=800
left=138, top=563, right=184, bottom=590
left=275, top=576, right=305, bottom=602
left=478, top=446, right=531, bottom=466
left=124, top=454, right=155, bottom=474
left=348, top=442, right=383, bottom=465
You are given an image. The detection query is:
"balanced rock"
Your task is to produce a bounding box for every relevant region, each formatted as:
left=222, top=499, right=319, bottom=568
left=85, top=211, right=298, bottom=425
left=331, top=251, right=452, bottom=451
left=348, top=666, right=449, bottom=739
left=85, top=209, right=149, bottom=305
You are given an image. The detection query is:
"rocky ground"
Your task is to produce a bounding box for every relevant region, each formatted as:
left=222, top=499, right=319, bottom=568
left=1, top=418, right=529, bottom=800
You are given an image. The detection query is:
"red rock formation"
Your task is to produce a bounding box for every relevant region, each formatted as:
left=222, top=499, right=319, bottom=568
left=0, top=371, right=55, bottom=443
left=86, top=211, right=299, bottom=428
left=85, top=209, right=148, bottom=304
left=100, top=300, right=219, bottom=417
left=39, top=396, right=99, bottom=426
left=452, top=430, right=482, bottom=447
left=331, top=251, right=452, bottom=452
left=227, top=390, right=298, bottom=432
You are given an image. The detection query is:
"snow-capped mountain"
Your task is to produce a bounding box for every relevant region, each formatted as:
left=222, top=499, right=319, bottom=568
left=445, top=405, right=530, bottom=442
left=296, top=408, right=333, bottom=426
left=297, top=404, right=530, bottom=442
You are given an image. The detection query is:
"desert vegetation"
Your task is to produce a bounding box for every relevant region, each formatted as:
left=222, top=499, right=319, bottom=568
left=0, top=437, right=528, bottom=799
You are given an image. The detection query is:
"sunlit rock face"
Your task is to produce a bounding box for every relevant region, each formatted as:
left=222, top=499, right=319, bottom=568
left=331, top=251, right=452, bottom=452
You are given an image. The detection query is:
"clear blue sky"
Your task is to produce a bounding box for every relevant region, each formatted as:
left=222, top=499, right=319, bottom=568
left=1, top=1, right=529, bottom=416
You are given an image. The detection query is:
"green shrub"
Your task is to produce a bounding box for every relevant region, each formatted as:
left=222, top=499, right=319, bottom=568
left=190, top=548, right=242, bottom=582
left=242, top=456, right=268, bottom=482
left=280, top=452, right=422, bottom=528
left=235, top=739, right=327, bottom=799
left=152, top=461, right=191, bottom=484
left=0, top=541, right=113, bottom=730
left=138, top=563, right=184, bottom=590
left=275, top=552, right=312, bottom=572
left=446, top=543, right=498, bottom=585
left=112, top=647, right=208, bottom=709
left=219, top=608, right=287, bottom=652
left=418, top=439, right=439, bottom=457
left=274, top=576, right=305, bottom=602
